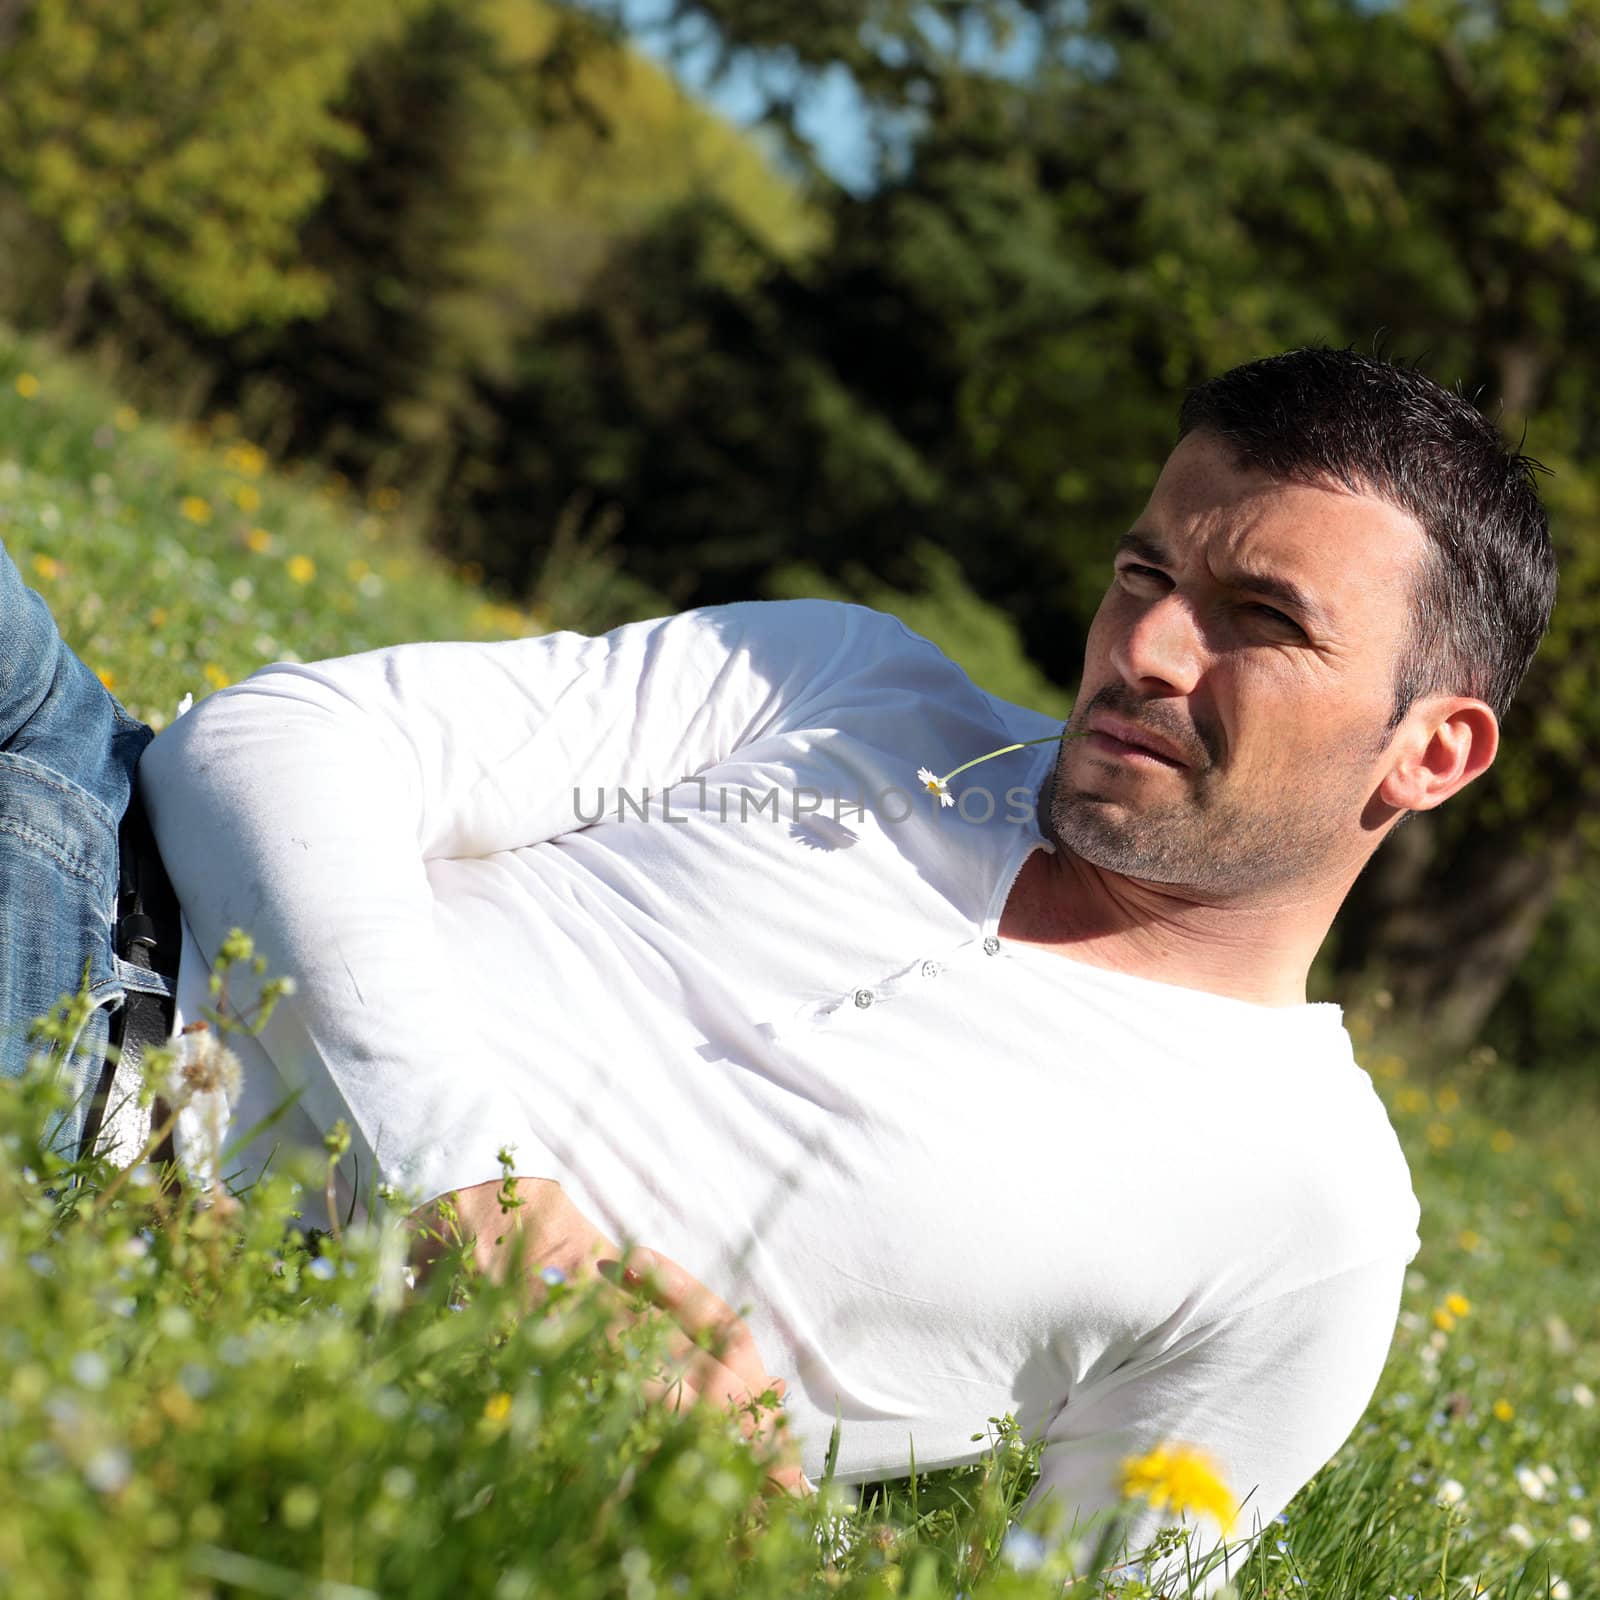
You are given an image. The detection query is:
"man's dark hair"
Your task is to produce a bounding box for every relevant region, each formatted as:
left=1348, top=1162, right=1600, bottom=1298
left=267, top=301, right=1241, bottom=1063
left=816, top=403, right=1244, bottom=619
left=1177, top=346, right=1556, bottom=727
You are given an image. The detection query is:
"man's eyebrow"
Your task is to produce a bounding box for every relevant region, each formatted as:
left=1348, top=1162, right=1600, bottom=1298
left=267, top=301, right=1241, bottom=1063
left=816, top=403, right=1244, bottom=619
left=1114, top=529, right=1329, bottom=628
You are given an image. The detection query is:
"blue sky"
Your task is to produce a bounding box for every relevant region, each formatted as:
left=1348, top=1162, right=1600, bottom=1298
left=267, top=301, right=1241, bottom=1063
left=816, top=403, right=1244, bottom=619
left=611, top=0, right=883, bottom=190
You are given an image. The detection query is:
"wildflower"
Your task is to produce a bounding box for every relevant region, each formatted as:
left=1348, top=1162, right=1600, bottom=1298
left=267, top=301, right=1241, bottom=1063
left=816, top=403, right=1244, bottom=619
left=245, top=527, right=272, bottom=554
left=1490, top=1129, right=1515, bottom=1153
left=286, top=554, right=315, bottom=584
left=1001, top=1528, right=1046, bottom=1572
left=1492, top=1399, right=1514, bottom=1422
left=1568, top=1514, right=1592, bottom=1542
left=96, top=668, right=115, bottom=690
left=1118, top=1442, right=1238, bottom=1531
left=1551, top=1579, right=1571, bottom=1600
left=31, top=554, right=60, bottom=581
left=1457, top=1229, right=1480, bottom=1251
left=114, top=404, right=139, bottom=431
left=179, top=496, right=212, bottom=525
left=1444, top=1292, right=1471, bottom=1317
left=202, top=663, right=229, bottom=690
left=1504, top=1522, right=1534, bottom=1548
left=483, top=1392, right=512, bottom=1423
left=916, top=731, right=1083, bottom=813
left=231, top=483, right=261, bottom=513
left=1514, top=1465, right=1546, bottom=1501
left=1437, top=1479, right=1466, bottom=1507
left=15, top=371, right=39, bottom=398
left=1572, top=1382, right=1595, bottom=1409
left=1432, top=1308, right=1457, bottom=1332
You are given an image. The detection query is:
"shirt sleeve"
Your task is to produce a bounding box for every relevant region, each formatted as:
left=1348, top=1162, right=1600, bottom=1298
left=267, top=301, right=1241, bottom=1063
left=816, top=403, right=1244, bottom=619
left=1021, top=1255, right=1406, bottom=1597
left=136, top=599, right=917, bottom=1208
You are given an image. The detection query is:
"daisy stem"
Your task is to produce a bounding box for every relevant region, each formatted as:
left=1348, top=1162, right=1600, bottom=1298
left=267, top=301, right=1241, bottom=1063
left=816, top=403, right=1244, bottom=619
left=939, top=730, right=1079, bottom=786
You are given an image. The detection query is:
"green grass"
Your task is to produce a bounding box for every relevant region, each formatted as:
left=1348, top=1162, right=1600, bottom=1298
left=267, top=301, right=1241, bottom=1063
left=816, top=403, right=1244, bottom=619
left=2, top=324, right=1598, bottom=1597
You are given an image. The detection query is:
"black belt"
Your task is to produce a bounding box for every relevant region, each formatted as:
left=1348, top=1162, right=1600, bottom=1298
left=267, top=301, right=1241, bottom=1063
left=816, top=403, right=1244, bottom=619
left=78, top=786, right=181, bottom=1164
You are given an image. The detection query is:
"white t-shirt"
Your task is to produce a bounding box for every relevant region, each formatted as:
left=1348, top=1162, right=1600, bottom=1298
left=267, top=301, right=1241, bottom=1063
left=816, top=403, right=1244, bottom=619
left=140, top=599, right=1421, bottom=1589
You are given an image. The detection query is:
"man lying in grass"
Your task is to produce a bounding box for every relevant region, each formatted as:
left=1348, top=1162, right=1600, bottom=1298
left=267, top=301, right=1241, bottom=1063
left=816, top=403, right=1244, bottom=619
left=1, top=348, right=1556, bottom=1593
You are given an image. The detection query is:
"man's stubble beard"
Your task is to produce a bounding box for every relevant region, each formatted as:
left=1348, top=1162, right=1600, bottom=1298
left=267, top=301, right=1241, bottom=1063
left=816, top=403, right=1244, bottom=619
left=1044, top=736, right=1379, bottom=899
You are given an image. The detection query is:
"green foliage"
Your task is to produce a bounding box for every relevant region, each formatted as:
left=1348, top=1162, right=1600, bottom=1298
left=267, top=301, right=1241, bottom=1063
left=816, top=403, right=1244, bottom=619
left=0, top=325, right=566, bottom=725
left=0, top=0, right=427, bottom=333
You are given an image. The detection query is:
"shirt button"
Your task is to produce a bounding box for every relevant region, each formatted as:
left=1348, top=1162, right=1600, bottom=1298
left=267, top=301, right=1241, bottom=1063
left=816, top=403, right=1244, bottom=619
left=920, top=960, right=941, bottom=979
left=853, top=988, right=875, bottom=1009
left=983, top=936, right=1001, bottom=956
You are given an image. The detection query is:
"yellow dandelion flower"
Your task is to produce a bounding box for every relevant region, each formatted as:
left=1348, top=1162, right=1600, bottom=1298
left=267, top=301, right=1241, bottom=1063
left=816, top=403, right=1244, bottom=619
left=224, top=442, right=267, bottom=478
left=1426, top=1121, right=1454, bottom=1149
left=96, top=668, right=115, bottom=690
left=1456, top=1229, right=1480, bottom=1252
left=346, top=558, right=370, bottom=583
left=14, top=372, right=39, bottom=399
left=1432, top=1307, right=1456, bottom=1332
left=202, top=663, right=230, bottom=690
left=1490, top=1129, right=1515, bottom=1154
left=245, top=527, right=272, bottom=554
left=1444, top=1292, right=1471, bottom=1317
left=31, top=553, right=61, bottom=582
left=179, top=496, right=212, bottom=526
left=114, top=404, right=139, bottom=432
left=231, top=483, right=261, bottom=513
left=149, top=606, right=168, bottom=628
left=1435, top=1086, right=1460, bottom=1113
left=1493, top=1399, right=1515, bottom=1422
left=482, top=1392, right=512, bottom=1423
left=1395, top=1087, right=1430, bottom=1115
left=285, top=554, right=315, bottom=585
left=1118, top=1442, right=1237, bottom=1532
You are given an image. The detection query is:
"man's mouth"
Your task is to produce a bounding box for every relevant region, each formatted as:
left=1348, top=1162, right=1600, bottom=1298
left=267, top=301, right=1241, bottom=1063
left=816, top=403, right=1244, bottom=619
left=1083, top=713, right=1192, bottom=769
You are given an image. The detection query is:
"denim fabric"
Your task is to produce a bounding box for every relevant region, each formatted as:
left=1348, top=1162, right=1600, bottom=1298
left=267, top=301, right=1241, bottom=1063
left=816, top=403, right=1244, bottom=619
left=0, top=538, right=168, bottom=1158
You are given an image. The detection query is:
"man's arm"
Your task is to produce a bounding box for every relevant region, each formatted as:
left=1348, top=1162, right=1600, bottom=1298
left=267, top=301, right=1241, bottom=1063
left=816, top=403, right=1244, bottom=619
left=408, top=1175, right=805, bottom=1495
left=1023, top=1256, right=1405, bottom=1595
left=138, top=602, right=880, bottom=1205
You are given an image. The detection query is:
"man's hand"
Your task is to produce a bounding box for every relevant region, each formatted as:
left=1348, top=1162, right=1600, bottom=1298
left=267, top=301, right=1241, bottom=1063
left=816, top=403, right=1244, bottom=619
left=406, top=1177, right=806, bottom=1497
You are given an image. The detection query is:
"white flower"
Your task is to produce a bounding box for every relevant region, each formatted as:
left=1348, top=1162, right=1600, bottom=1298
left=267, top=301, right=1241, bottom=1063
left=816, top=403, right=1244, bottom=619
left=175, top=691, right=194, bottom=719
left=1568, top=1514, right=1592, bottom=1542
left=1505, top=1521, right=1534, bottom=1549
left=1571, top=1382, right=1594, bottom=1409
left=916, top=767, right=954, bottom=807
left=1551, top=1578, right=1570, bottom=1600
left=1515, top=1465, right=1546, bottom=1501
left=1537, top=1463, right=1558, bottom=1486
left=172, top=1025, right=244, bottom=1195
left=1437, top=1478, right=1466, bottom=1506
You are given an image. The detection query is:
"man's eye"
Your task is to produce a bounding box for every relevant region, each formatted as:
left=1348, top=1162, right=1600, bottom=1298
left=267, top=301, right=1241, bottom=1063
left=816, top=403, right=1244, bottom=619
left=1118, top=563, right=1167, bottom=585
left=1247, top=603, right=1304, bottom=635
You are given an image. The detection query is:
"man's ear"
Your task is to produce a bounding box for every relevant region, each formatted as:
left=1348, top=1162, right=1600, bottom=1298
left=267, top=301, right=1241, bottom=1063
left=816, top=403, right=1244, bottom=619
left=1378, top=697, right=1500, bottom=813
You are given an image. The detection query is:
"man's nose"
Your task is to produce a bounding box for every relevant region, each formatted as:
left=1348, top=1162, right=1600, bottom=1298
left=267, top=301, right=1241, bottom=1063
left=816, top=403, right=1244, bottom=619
left=1110, top=594, right=1205, bottom=696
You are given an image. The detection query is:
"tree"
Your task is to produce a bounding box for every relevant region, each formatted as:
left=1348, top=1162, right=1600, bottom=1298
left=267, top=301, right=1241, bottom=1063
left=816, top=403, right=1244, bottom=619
left=0, top=0, right=428, bottom=336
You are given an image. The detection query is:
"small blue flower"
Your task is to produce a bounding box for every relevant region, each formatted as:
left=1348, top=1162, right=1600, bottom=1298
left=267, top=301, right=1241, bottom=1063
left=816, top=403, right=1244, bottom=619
left=307, top=1257, right=336, bottom=1282
left=541, top=1265, right=567, bottom=1287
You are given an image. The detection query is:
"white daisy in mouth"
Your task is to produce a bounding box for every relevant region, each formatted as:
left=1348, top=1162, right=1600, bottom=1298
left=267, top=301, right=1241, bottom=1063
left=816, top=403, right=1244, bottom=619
left=917, top=767, right=955, bottom=807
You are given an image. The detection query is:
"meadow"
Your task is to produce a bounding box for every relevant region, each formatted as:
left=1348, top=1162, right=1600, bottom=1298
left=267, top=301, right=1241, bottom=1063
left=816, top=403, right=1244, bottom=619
left=1, top=323, right=1596, bottom=1599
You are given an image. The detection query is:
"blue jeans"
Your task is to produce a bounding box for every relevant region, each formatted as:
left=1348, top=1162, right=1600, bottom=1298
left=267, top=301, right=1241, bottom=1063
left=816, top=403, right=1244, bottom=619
left=0, top=538, right=170, bottom=1159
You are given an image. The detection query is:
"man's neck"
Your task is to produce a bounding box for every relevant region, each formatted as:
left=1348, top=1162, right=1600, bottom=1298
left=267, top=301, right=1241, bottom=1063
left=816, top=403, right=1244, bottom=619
left=998, top=845, right=1345, bottom=1008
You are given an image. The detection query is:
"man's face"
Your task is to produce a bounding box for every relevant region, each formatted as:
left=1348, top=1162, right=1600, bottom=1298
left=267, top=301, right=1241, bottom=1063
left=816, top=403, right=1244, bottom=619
left=1048, top=428, right=1429, bottom=898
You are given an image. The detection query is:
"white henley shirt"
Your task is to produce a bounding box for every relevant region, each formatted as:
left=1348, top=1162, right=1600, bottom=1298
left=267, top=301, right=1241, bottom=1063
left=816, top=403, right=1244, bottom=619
left=139, top=598, right=1421, bottom=1590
